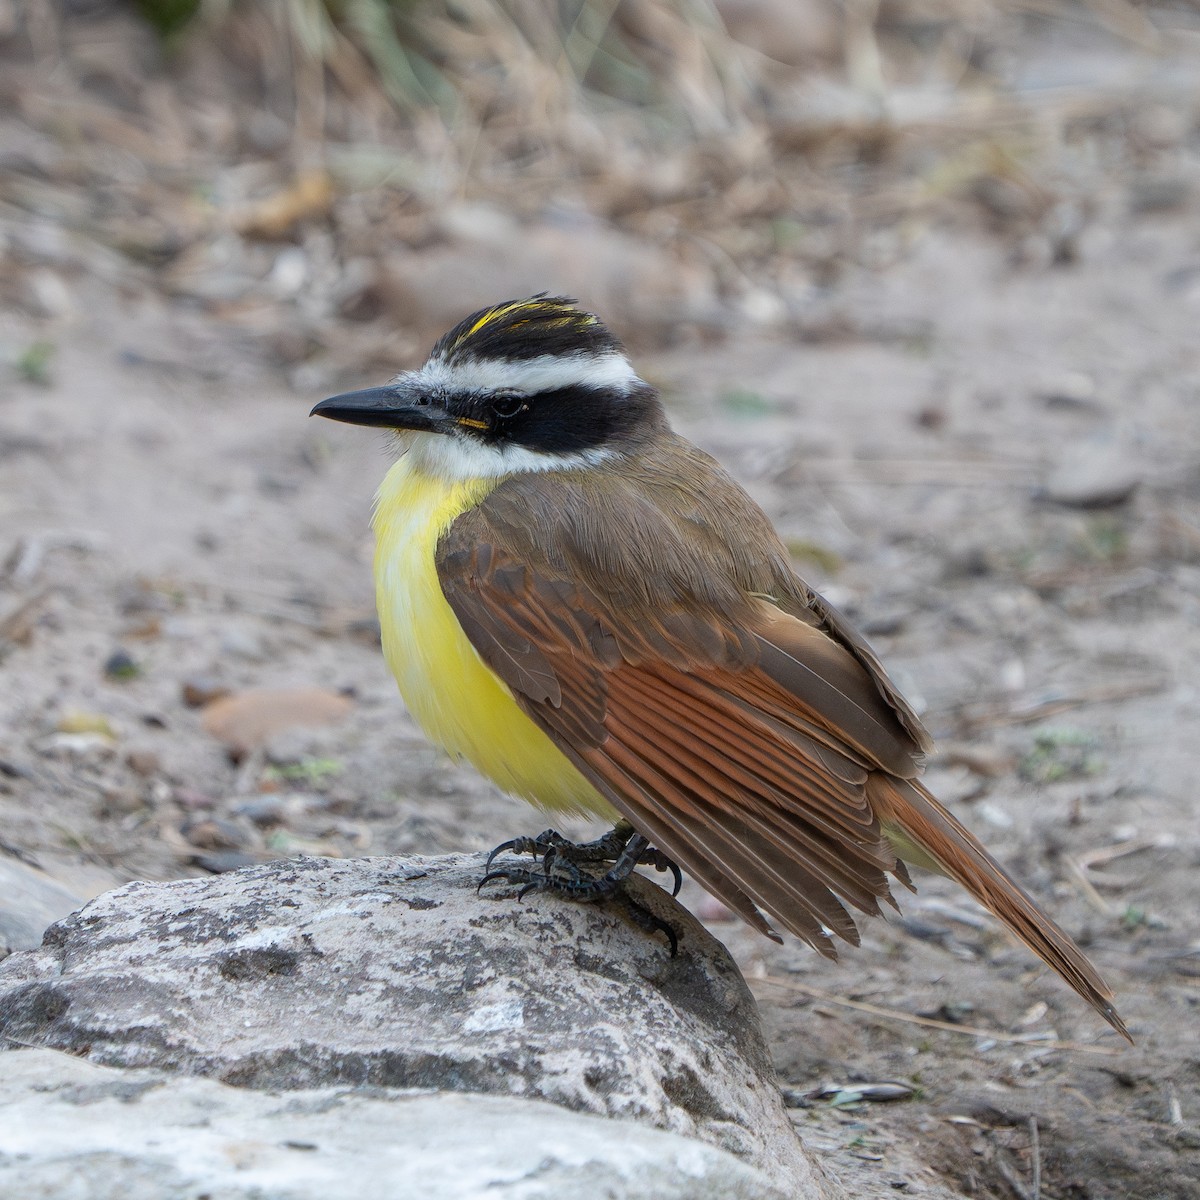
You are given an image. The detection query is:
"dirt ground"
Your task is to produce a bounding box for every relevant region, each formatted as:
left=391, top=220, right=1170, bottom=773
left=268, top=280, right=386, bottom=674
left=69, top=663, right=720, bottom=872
left=3, top=4, right=1200, bottom=1198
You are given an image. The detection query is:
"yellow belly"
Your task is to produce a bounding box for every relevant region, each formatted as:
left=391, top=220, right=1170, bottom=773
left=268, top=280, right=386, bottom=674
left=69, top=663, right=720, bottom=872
left=373, top=456, right=618, bottom=820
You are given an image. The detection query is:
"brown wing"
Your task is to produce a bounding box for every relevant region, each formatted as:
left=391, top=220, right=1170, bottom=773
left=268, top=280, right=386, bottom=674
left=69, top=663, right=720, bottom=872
left=437, top=492, right=919, bottom=958
left=438, top=457, right=1128, bottom=1038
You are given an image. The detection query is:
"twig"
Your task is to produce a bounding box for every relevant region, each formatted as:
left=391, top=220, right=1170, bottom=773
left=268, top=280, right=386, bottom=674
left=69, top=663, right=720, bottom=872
left=1078, top=0, right=1162, bottom=50
left=1065, top=857, right=1114, bottom=916
left=0, top=588, right=51, bottom=654
left=2, top=535, right=45, bottom=586
left=951, top=678, right=1168, bottom=734
left=1028, top=1116, right=1041, bottom=1200
left=754, top=974, right=1124, bottom=1054
left=803, top=459, right=1038, bottom=488
left=1068, top=836, right=1167, bottom=911
left=996, top=1154, right=1032, bottom=1200
left=1078, top=838, right=1164, bottom=871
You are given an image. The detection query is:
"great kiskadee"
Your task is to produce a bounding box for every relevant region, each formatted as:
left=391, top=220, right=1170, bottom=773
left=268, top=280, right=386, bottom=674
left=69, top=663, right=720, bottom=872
left=312, top=296, right=1128, bottom=1040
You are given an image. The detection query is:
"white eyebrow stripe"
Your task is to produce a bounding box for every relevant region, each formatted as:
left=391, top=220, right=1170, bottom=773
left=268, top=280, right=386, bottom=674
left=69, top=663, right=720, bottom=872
left=403, top=431, right=618, bottom=479
left=408, top=351, right=641, bottom=395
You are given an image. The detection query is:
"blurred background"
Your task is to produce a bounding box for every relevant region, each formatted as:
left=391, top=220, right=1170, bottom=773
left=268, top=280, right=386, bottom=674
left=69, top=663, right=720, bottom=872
left=4, top=0, right=1198, bottom=370
left=2, top=2, right=1200, bottom=1196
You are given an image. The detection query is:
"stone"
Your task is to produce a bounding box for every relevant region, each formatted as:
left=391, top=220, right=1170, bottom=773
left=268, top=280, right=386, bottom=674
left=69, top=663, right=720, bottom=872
left=1035, top=370, right=1100, bottom=411
left=219, top=627, right=270, bottom=662
left=103, top=647, right=140, bottom=679
left=0, top=854, right=835, bottom=1198
left=0, top=858, right=86, bottom=956
left=0, top=1049, right=792, bottom=1199
left=1041, top=438, right=1141, bottom=509
left=201, top=686, right=353, bottom=759
left=124, top=748, right=161, bottom=777
left=180, top=674, right=230, bottom=708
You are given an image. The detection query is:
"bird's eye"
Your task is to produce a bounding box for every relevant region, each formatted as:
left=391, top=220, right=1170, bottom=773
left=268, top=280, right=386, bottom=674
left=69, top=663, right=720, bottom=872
left=493, top=394, right=527, bottom=420
left=415, top=395, right=431, bottom=406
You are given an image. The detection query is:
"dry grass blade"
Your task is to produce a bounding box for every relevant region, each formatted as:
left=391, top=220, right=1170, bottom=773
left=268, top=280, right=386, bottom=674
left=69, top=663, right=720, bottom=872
left=1065, top=857, right=1113, bottom=916
left=0, top=589, right=51, bottom=657
left=1028, top=1115, right=1041, bottom=1200
left=952, top=678, right=1168, bottom=734
left=804, top=459, right=1039, bottom=488
left=754, top=974, right=1125, bottom=1055
left=1077, top=838, right=1164, bottom=872
left=1166, top=1082, right=1183, bottom=1126
left=996, top=1154, right=1033, bottom=1200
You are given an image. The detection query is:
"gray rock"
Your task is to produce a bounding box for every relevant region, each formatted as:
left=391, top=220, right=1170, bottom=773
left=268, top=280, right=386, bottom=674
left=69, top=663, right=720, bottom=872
left=1041, top=438, right=1141, bottom=509
left=0, top=854, right=835, bottom=1198
left=1034, top=370, right=1102, bottom=411
left=0, top=1049, right=790, bottom=1200
left=0, top=857, right=86, bottom=956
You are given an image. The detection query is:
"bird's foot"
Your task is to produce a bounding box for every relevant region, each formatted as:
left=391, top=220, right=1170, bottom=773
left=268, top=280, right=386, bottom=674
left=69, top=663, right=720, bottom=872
left=483, top=822, right=682, bottom=896
left=479, top=822, right=681, bottom=955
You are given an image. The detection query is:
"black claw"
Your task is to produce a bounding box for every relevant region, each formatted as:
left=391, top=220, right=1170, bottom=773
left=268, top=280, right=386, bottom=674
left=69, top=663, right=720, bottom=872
left=477, top=823, right=685, bottom=955
left=666, top=863, right=683, bottom=897
left=478, top=868, right=523, bottom=891
left=662, top=921, right=680, bottom=957
left=485, top=829, right=568, bottom=873
left=484, top=840, right=521, bottom=872
left=611, top=891, right=680, bottom=956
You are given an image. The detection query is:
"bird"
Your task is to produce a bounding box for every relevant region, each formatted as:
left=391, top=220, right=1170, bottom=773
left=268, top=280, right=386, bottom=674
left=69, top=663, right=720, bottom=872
left=311, top=295, right=1129, bottom=1041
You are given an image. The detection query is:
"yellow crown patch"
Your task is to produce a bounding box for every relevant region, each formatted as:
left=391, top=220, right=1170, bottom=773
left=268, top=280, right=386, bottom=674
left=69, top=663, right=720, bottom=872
left=434, top=296, right=614, bottom=364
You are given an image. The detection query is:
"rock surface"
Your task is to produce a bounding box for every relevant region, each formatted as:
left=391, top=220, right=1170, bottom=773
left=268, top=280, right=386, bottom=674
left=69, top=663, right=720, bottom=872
left=0, top=854, right=835, bottom=1199
left=0, top=1049, right=791, bottom=1200
left=0, top=857, right=87, bottom=956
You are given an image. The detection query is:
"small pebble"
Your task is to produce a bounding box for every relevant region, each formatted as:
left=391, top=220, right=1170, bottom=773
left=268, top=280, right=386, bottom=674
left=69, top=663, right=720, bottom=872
left=37, top=732, right=116, bottom=761
left=104, top=648, right=140, bottom=680
left=98, top=786, right=143, bottom=817
left=861, top=611, right=906, bottom=637
left=192, top=851, right=261, bottom=874
left=118, top=585, right=172, bottom=616
left=231, top=796, right=286, bottom=827
left=57, top=710, right=115, bottom=737
left=220, top=627, right=268, bottom=662
left=1129, top=176, right=1191, bottom=215
left=174, top=786, right=216, bottom=812
left=1036, top=370, right=1100, bottom=411
left=180, top=817, right=249, bottom=851
left=181, top=675, right=230, bottom=708
left=202, top=686, right=353, bottom=760
left=125, top=748, right=161, bottom=777
left=1042, top=439, right=1141, bottom=509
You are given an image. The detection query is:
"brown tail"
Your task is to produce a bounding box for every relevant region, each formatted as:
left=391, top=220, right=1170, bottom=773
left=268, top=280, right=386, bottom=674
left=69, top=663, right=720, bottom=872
left=869, top=774, right=1130, bottom=1041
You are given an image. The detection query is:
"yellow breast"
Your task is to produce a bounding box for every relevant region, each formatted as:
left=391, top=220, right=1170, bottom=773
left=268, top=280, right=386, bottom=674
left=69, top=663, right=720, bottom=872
left=372, top=456, right=617, bottom=820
